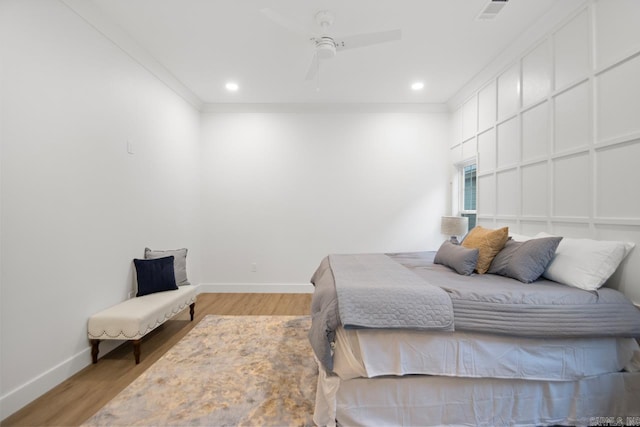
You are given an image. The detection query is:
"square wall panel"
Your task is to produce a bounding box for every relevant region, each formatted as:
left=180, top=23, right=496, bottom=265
left=521, top=220, right=548, bottom=236
left=477, top=129, right=496, bottom=173
left=477, top=218, right=495, bottom=228
left=596, top=139, right=640, bottom=219
left=478, top=81, right=497, bottom=132
left=497, top=117, right=519, bottom=168
left=462, top=96, right=477, bottom=141
left=521, top=162, right=548, bottom=217
left=554, top=82, right=590, bottom=153
left=496, top=169, right=519, bottom=216
left=495, top=220, right=517, bottom=231
left=522, top=40, right=551, bottom=107
left=462, top=138, right=477, bottom=160
left=554, top=10, right=590, bottom=89
left=522, top=101, right=549, bottom=162
left=497, top=63, right=520, bottom=120
left=551, top=222, right=590, bottom=238
left=596, top=54, right=640, bottom=142
left=595, top=0, right=640, bottom=69
left=553, top=153, right=590, bottom=218
left=478, top=174, right=495, bottom=216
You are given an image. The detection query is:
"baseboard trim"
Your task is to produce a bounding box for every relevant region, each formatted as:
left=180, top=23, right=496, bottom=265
left=197, top=282, right=314, bottom=294
left=0, top=340, right=121, bottom=420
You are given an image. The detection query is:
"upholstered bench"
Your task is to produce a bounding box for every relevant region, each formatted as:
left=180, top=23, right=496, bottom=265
left=88, top=285, right=197, bottom=364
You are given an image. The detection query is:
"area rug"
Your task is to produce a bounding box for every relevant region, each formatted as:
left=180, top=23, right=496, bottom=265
left=82, top=315, right=317, bottom=426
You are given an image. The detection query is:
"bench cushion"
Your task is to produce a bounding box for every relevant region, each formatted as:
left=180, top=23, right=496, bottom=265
left=88, top=285, right=197, bottom=340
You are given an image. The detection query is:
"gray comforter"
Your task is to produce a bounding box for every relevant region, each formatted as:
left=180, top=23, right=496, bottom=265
left=330, top=254, right=454, bottom=330
left=309, top=251, right=640, bottom=372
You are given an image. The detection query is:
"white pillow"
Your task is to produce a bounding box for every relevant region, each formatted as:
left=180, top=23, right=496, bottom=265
left=145, top=247, right=190, bottom=286
left=536, top=232, right=635, bottom=290
left=509, top=233, right=535, bottom=242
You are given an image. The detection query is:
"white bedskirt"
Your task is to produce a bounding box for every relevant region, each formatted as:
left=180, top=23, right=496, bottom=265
left=333, top=327, right=639, bottom=381
left=315, top=361, right=640, bottom=427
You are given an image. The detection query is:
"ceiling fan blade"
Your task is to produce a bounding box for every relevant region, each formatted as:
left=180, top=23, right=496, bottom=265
left=260, top=8, right=317, bottom=38
left=335, top=29, right=402, bottom=51
left=305, top=52, right=319, bottom=81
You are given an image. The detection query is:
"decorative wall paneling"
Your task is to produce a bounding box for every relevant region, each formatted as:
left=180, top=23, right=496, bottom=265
left=449, top=0, right=640, bottom=304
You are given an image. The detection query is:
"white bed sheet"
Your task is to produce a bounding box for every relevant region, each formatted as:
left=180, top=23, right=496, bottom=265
left=333, top=326, right=639, bottom=381
left=314, top=367, right=640, bottom=427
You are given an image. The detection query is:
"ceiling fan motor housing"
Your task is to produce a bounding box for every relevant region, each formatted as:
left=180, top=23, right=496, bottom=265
left=315, top=36, right=337, bottom=58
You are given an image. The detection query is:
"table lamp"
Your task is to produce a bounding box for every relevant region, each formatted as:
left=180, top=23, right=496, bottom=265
left=440, top=216, right=469, bottom=244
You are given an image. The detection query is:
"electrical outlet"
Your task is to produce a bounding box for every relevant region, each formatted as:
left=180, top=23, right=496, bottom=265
left=127, top=139, right=135, bottom=155
left=251, top=263, right=257, bottom=272
left=128, top=291, right=134, bottom=299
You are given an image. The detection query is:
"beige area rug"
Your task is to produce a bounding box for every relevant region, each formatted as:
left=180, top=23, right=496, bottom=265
left=83, top=315, right=317, bottom=427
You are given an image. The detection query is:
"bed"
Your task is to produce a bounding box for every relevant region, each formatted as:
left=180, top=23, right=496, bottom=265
left=309, top=230, right=640, bottom=426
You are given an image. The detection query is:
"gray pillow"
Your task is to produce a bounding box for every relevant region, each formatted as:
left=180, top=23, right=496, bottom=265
left=434, top=241, right=479, bottom=276
left=488, top=237, right=562, bottom=283
left=144, top=247, right=190, bottom=286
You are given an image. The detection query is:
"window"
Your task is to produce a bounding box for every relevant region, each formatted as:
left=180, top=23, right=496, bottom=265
left=461, top=163, right=477, bottom=229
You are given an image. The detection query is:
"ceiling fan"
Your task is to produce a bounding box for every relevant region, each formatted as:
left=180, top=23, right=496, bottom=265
left=261, top=8, right=402, bottom=81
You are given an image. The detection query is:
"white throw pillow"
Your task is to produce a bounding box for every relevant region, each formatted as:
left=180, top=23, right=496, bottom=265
left=536, top=232, right=635, bottom=290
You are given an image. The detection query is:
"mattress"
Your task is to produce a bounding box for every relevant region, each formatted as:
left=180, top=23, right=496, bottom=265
left=332, top=326, right=640, bottom=381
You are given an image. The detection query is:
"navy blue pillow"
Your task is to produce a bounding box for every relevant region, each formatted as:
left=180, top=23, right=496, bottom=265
left=134, top=256, right=178, bottom=297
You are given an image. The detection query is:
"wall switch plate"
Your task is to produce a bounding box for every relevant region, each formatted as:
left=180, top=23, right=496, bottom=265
left=251, top=263, right=257, bottom=272
left=127, top=139, right=134, bottom=154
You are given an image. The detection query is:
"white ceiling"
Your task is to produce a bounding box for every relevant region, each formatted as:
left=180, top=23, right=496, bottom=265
left=86, top=0, right=570, bottom=105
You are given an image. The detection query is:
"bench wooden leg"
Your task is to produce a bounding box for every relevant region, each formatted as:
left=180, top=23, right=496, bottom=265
left=90, top=339, right=100, bottom=364
left=189, top=302, right=195, bottom=321
left=132, top=339, right=141, bottom=364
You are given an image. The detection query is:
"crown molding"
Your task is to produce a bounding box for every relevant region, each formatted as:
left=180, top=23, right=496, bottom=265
left=60, top=0, right=204, bottom=111
left=201, top=103, right=449, bottom=114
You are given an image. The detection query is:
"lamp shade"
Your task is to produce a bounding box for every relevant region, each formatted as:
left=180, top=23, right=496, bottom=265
left=441, top=216, right=469, bottom=237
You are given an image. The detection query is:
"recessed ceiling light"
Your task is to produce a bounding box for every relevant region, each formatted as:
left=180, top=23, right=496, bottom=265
left=225, top=82, right=239, bottom=92
left=411, top=81, right=424, bottom=91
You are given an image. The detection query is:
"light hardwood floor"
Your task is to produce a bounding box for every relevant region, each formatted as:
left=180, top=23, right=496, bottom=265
left=1, top=293, right=312, bottom=427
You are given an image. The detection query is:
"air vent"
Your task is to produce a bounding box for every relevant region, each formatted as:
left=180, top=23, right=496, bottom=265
left=476, top=0, right=509, bottom=20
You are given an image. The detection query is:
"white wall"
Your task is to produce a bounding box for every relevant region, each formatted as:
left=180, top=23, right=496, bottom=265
left=0, top=0, right=201, bottom=418
left=200, top=109, right=450, bottom=288
left=450, top=0, right=640, bottom=304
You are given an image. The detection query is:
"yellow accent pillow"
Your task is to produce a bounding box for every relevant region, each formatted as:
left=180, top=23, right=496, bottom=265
left=461, top=226, right=509, bottom=274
